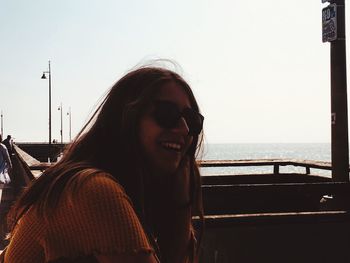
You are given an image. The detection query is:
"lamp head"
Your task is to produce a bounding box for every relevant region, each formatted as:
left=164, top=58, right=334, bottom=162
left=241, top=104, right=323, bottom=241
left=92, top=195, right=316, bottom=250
left=41, top=73, right=47, bottom=79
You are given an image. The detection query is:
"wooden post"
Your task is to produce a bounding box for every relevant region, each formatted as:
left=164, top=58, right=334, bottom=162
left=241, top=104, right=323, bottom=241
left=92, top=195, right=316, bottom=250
left=306, top=167, right=310, bottom=175
left=330, top=0, right=349, bottom=182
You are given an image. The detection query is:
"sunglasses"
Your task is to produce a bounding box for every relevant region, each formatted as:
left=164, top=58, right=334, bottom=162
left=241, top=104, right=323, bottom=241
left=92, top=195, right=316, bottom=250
left=152, top=100, right=204, bottom=136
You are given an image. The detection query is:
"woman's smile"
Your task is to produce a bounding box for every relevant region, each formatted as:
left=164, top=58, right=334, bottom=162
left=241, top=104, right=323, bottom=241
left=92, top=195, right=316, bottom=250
left=161, top=142, right=182, bottom=151
left=157, top=138, right=187, bottom=165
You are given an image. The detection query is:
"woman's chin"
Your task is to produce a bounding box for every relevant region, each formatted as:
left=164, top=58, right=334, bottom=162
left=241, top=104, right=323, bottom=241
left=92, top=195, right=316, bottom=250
left=151, top=161, right=180, bottom=178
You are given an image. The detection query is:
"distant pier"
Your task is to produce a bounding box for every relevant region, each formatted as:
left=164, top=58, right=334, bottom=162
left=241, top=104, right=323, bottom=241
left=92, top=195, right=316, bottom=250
left=15, top=142, right=66, bottom=162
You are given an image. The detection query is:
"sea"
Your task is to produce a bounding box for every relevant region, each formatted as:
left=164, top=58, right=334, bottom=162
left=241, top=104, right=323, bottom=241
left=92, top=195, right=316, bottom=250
left=199, top=143, right=332, bottom=177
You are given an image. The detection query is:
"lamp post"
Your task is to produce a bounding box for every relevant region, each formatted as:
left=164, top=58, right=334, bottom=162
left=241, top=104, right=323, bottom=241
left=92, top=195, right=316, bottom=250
left=0, top=110, right=3, bottom=138
left=41, top=61, right=52, bottom=145
left=58, top=103, right=63, bottom=144
left=67, top=107, right=71, bottom=142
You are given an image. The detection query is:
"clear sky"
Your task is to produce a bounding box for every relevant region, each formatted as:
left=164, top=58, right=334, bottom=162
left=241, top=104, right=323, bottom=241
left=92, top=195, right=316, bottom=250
left=0, top=0, right=349, bottom=144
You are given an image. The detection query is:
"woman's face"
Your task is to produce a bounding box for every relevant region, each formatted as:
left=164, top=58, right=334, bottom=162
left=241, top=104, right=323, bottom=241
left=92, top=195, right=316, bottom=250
left=139, top=81, right=194, bottom=177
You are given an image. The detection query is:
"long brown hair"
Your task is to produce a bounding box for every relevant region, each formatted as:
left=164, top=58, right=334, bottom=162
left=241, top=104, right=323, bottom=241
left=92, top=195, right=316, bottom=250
left=8, top=66, right=204, bottom=258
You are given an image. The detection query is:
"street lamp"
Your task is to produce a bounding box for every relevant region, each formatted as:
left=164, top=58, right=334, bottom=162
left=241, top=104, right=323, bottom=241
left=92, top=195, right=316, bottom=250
left=41, top=60, right=52, bottom=145
left=58, top=103, right=63, bottom=144
left=0, top=110, right=3, bottom=138
left=67, top=107, right=72, bottom=142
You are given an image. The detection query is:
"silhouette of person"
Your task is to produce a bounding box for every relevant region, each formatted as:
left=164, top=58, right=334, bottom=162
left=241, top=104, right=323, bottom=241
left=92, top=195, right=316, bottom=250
left=0, top=134, right=12, bottom=184
left=3, top=135, right=13, bottom=156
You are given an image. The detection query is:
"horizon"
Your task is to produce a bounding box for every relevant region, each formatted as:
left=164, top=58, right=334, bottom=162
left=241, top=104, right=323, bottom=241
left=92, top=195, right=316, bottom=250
left=12, top=141, right=332, bottom=145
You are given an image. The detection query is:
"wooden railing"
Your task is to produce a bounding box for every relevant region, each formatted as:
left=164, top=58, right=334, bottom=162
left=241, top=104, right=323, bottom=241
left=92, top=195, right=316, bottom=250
left=25, top=158, right=338, bottom=176
left=198, top=159, right=335, bottom=175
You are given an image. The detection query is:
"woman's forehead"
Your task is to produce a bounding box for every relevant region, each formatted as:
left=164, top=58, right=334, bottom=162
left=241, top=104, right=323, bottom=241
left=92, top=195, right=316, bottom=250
left=153, top=81, right=191, bottom=108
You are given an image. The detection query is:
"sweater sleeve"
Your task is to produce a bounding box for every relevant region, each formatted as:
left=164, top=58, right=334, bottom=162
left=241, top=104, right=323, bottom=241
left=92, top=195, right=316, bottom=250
left=44, top=172, right=153, bottom=261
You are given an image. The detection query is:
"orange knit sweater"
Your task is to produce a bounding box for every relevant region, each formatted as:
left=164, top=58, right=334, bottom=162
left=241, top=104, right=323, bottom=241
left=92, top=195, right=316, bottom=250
left=5, top=171, right=154, bottom=262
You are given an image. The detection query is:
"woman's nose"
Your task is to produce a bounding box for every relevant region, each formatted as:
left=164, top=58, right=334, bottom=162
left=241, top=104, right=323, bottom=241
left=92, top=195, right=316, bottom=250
left=173, top=117, right=190, bottom=135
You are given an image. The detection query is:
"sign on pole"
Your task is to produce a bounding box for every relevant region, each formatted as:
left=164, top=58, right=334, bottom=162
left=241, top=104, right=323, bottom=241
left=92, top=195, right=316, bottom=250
left=322, top=4, right=337, bottom=42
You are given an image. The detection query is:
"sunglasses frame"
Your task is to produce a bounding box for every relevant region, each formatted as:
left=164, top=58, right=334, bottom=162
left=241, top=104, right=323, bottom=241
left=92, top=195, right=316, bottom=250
left=152, top=100, right=204, bottom=136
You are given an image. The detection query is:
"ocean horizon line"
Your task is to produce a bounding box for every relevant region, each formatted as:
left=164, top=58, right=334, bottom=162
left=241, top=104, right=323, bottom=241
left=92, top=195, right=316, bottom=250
left=204, top=142, right=331, bottom=145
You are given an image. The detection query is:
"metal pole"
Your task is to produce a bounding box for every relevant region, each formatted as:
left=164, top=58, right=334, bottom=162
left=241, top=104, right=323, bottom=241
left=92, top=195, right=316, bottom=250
left=48, top=61, right=52, bottom=146
left=68, top=107, right=71, bottom=142
left=0, top=110, right=3, bottom=138
left=330, top=0, right=348, bottom=181
left=60, top=103, right=63, bottom=144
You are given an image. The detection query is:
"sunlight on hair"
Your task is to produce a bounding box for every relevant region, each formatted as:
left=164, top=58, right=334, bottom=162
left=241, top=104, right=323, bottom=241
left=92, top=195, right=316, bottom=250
left=131, top=58, right=184, bottom=76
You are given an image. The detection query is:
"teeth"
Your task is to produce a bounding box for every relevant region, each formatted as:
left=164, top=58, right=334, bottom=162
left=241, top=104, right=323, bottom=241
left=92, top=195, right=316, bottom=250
left=162, top=142, right=181, bottom=151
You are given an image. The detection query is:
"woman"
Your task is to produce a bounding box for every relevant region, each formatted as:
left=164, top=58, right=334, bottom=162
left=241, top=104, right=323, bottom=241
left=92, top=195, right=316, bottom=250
left=4, top=66, right=204, bottom=263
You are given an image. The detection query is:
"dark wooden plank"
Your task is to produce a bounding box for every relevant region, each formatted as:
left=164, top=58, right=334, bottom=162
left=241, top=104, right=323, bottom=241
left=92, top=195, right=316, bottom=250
left=194, top=210, right=350, bottom=227
left=201, top=182, right=350, bottom=215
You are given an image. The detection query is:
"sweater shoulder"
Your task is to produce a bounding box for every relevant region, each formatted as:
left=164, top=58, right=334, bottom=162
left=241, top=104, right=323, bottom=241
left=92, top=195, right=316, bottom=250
left=44, top=169, right=153, bottom=261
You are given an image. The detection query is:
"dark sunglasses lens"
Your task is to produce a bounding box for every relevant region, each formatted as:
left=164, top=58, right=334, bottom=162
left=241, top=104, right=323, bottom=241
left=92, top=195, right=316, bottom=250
left=154, top=101, right=203, bottom=135
left=183, top=109, right=203, bottom=135
left=154, top=102, right=180, bottom=129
